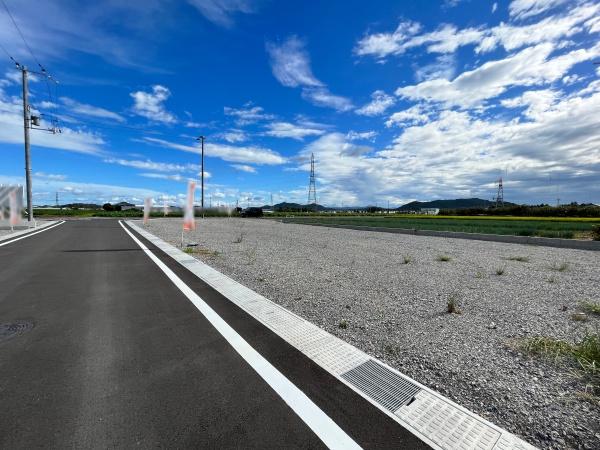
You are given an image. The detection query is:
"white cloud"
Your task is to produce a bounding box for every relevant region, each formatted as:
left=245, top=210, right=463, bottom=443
left=186, top=0, right=255, bottom=28
left=414, top=54, right=456, bottom=82
left=0, top=174, right=167, bottom=205
left=60, top=97, right=125, bottom=122
left=224, top=104, right=275, bottom=125
left=218, top=129, right=248, bottom=143
left=34, top=172, right=67, bottom=181
left=143, top=137, right=286, bottom=165
left=231, top=164, right=256, bottom=173
left=395, top=42, right=600, bottom=108
left=130, top=85, right=176, bottom=124
left=355, top=90, right=395, bottom=116
left=0, top=84, right=105, bottom=155
left=354, top=21, right=422, bottom=59
left=355, top=3, right=600, bottom=59
left=385, top=105, right=430, bottom=127
left=264, top=121, right=325, bottom=140
left=509, top=0, right=569, bottom=20
left=104, top=157, right=199, bottom=173
left=346, top=130, right=377, bottom=141
left=266, top=36, right=353, bottom=111
left=266, top=36, right=323, bottom=88
left=300, top=87, right=354, bottom=112
left=492, top=2, right=498, bottom=13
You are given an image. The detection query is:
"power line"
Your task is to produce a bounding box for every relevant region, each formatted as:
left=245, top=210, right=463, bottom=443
left=1, top=0, right=42, bottom=71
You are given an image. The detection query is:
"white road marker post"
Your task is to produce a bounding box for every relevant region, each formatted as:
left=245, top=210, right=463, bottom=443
left=143, top=197, right=153, bottom=226
left=182, top=180, right=196, bottom=247
left=163, top=200, right=169, bottom=217
left=9, top=189, right=19, bottom=232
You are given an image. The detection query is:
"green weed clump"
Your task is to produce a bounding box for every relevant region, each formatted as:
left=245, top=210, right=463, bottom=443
left=437, top=254, right=451, bottom=262
left=402, top=255, right=412, bottom=264
left=338, top=320, right=348, bottom=329
left=552, top=262, right=569, bottom=272
left=447, top=295, right=461, bottom=314
left=496, top=266, right=506, bottom=275
left=517, top=333, right=600, bottom=394
left=580, top=301, right=600, bottom=315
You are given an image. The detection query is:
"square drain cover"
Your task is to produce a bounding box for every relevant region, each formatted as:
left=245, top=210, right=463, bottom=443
left=341, top=359, right=421, bottom=411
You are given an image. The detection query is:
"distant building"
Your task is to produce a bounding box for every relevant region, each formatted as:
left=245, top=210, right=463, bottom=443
left=420, top=208, right=439, bottom=215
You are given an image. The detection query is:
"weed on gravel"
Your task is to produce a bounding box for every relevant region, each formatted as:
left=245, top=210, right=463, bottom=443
left=495, top=266, right=506, bottom=276
left=338, top=320, right=348, bottom=329
left=507, top=256, right=529, bottom=262
left=402, top=255, right=412, bottom=264
left=580, top=301, right=600, bottom=315
left=552, top=261, right=569, bottom=272
left=517, top=332, right=600, bottom=395
left=437, top=254, right=451, bottom=262
left=447, top=295, right=461, bottom=314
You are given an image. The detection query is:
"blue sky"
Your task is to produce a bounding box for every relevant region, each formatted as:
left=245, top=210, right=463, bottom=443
left=0, top=0, right=599, bottom=207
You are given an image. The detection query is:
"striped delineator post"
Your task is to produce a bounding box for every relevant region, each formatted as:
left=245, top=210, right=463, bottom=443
left=182, top=180, right=196, bottom=246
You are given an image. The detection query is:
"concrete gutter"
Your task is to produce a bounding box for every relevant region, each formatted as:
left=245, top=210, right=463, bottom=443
left=277, top=220, right=600, bottom=251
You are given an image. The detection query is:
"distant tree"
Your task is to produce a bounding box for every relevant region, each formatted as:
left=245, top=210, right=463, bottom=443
left=102, top=203, right=113, bottom=211
left=113, top=204, right=122, bottom=211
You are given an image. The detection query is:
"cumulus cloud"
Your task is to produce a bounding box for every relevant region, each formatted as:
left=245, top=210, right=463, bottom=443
left=355, top=90, right=395, bottom=116
left=266, top=36, right=353, bottom=111
left=395, top=42, right=600, bottom=108
left=130, top=85, right=176, bottom=124
left=355, top=3, right=600, bottom=59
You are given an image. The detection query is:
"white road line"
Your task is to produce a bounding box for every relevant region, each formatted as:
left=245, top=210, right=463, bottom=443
left=0, top=221, right=65, bottom=248
left=118, top=221, right=362, bottom=450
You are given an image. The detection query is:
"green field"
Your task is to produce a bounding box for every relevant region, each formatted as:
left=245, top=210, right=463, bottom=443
left=277, top=215, right=600, bottom=239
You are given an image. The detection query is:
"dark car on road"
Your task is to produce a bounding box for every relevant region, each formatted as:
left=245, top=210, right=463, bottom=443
left=240, top=207, right=263, bottom=218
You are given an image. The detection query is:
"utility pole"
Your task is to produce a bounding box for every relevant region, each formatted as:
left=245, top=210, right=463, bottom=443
left=196, top=136, right=205, bottom=218
left=21, top=66, right=33, bottom=223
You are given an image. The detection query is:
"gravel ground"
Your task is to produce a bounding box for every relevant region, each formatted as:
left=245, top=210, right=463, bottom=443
left=139, top=218, right=600, bottom=450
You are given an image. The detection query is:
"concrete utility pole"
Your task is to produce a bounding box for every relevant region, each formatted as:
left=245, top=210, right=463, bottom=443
left=196, top=135, right=205, bottom=218
left=21, top=66, right=33, bottom=223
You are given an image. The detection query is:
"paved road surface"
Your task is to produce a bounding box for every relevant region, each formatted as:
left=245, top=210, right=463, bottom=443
left=0, top=219, right=430, bottom=449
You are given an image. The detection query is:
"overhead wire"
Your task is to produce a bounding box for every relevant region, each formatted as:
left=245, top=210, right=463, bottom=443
left=1, top=0, right=59, bottom=129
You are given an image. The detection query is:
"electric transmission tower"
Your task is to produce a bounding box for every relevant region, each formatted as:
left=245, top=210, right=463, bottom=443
left=494, top=177, right=504, bottom=207
left=307, top=153, right=317, bottom=211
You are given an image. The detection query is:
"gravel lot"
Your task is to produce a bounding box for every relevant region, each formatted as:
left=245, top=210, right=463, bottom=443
left=139, top=218, right=600, bottom=449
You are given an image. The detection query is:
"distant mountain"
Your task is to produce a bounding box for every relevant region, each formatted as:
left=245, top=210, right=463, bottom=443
left=397, top=198, right=514, bottom=211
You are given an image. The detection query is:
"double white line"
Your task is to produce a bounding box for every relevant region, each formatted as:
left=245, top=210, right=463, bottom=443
left=119, top=221, right=362, bottom=450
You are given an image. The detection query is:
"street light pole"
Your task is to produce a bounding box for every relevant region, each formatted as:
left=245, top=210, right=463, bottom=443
left=196, top=135, right=205, bottom=218
left=21, top=66, right=33, bottom=223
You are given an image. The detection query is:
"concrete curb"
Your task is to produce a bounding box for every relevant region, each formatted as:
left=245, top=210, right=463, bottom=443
left=277, top=220, right=600, bottom=251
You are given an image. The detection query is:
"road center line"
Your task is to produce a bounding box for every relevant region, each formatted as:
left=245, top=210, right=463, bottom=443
left=119, top=221, right=362, bottom=450
left=0, top=221, right=65, bottom=248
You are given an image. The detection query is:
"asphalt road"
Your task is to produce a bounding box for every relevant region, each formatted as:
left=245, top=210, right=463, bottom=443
left=0, top=219, right=430, bottom=449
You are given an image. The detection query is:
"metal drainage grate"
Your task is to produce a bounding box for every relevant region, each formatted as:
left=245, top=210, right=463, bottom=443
left=0, top=321, right=34, bottom=343
left=341, top=359, right=421, bottom=412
